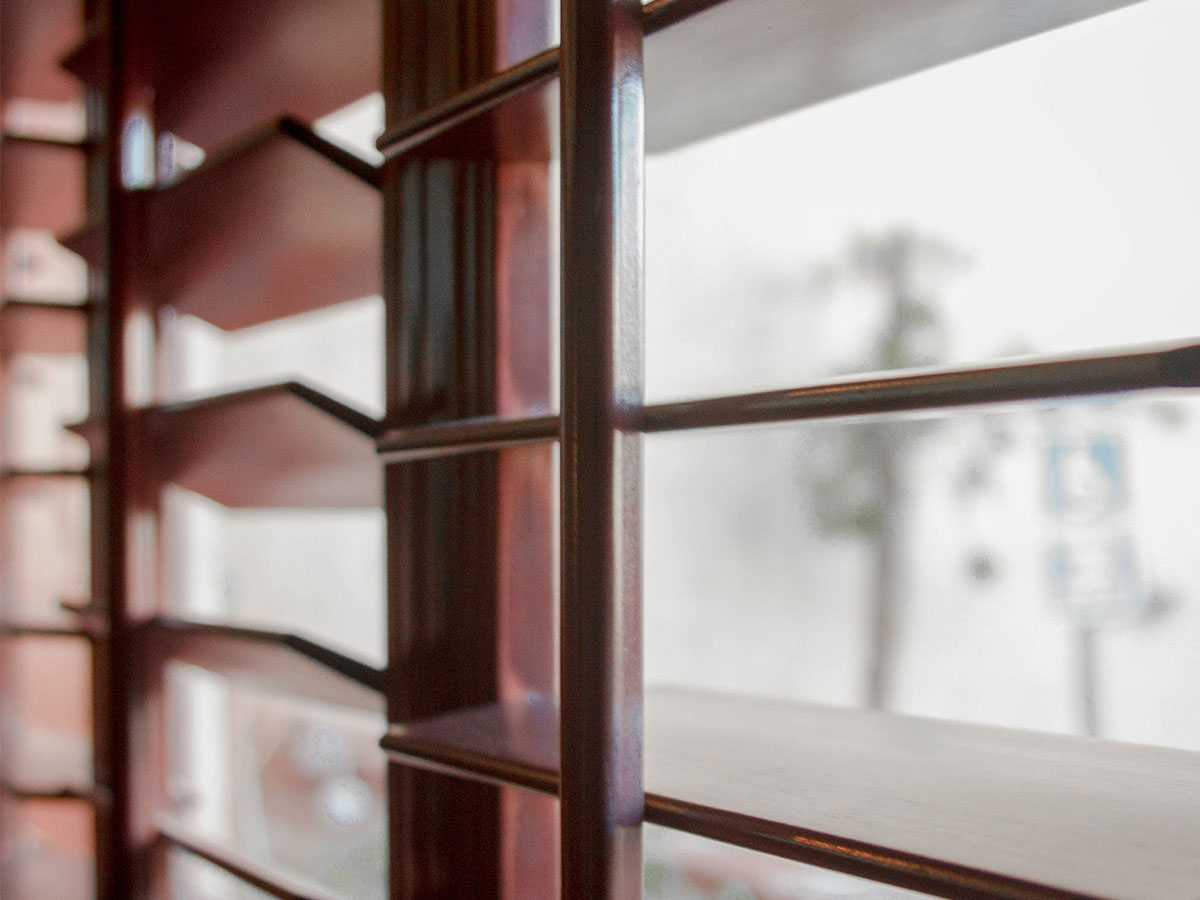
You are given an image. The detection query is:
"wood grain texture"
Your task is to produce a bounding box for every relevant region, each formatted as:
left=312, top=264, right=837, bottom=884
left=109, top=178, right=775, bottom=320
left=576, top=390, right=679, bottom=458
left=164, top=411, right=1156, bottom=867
left=137, top=382, right=381, bottom=509
left=135, top=118, right=380, bottom=331
left=147, top=618, right=384, bottom=713
left=382, top=687, right=1200, bottom=900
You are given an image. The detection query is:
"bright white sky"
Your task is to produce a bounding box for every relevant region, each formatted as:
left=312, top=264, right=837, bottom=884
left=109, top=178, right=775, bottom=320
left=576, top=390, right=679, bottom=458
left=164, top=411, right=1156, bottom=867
left=645, top=0, right=1200, bottom=401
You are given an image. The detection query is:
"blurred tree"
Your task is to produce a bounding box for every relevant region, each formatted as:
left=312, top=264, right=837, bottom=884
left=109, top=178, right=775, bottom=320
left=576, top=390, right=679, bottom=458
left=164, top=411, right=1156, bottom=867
left=800, top=227, right=967, bottom=709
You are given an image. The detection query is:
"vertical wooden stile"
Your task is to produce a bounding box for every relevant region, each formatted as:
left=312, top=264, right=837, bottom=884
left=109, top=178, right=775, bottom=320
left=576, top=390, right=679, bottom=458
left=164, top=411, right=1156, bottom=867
left=559, top=1, right=646, bottom=897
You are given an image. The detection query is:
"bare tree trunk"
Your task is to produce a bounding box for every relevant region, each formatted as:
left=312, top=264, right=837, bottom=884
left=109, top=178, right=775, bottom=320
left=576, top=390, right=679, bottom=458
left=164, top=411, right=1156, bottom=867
left=866, top=425, right=901, bottom=710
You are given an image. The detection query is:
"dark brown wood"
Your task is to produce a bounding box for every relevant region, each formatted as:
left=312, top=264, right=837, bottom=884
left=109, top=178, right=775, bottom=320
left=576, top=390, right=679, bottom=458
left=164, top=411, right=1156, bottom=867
left=124, top=0, right=380, bottom=150
left=20, top=3, right=1194, bottom=900
left=489, top=9, right=558, bottom=896
left=559, top=2, right=645, bottom=899
left=382, top=697, right=557, bottom=796
left=95, top=4, right=127, bottom=895
left=0, top=301, right=88, bottom=356
left=377, top=0, right=1150, bottom=162
left=642, top=342, right=1200, bottom=433
left=387, top=338, right=1200, bottom=458
left=135, top=381, right=381, bottom=509
left=159, top=817, right=345, bottom=900
left=382, top=687, right=1200, bottom=900
left=378, top=49, right=558, bottom=161
left=136, top=118, right=381, bottom=331
left=383, top=3, right=523, bottom=898
left=99, top=6, right=159, bottom=896
left=376, top=413, right=558, bottom=462
left=145, top=618, right=384, bottom=712
left=0, top=135, right=86, bottom=235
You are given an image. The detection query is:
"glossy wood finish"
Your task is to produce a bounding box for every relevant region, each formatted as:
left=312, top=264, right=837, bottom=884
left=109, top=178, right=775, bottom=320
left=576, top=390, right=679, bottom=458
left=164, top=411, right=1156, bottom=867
left=489, top=10, right=559, bottom=898
left=31, top=2, right=1198, bottom=899
left=136, top=118, right=380, bottom=331
left=159, top=817, right=345, bottom=900
left=146, top=619, right=384, bottom=712
left=383, top=687, right=1200, bottom=900
left=376, top=413, right=558, bottom=462
left=139, top=382, right=381, bottom=509
left=379, top=0, right=1151, bottom=161
left=0, top=0, right=85, bottom=102
left=375, top=341, right=1200, bottom=462
left=0, top=135, right=86, bottom=235
left=383, top=3, right=539, bottom=897
left=0, top=301, right=88, bottom=356
left=383, top=697, right=557, bottom=795
left=125, top=0, right=380, bottom=150
left=379, top=51, right=558, bottom=162
left=559, top=2, right=645, bottom=898
left=642, top=341, right=1200, bottom=432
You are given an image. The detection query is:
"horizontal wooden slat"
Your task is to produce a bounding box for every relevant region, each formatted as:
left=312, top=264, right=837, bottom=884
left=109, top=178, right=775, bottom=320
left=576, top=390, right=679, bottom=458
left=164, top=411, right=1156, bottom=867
left=641, top=341, right=1200, bottom=432
left=134, top=117, right=380, bottom=331
left=1, top=135, right=85, bottom=235
left=131, top=0, right=379, bottom=150
left=0, top=623, right=93, bottom=640
left=376, top=343, right=1200, bottom=458
left=379, top=0, right=1144, bottom=158
left=135, top=382, right=381, bottom=508
left=376, top=413, right=559, bottom=462
left=642, top=0, right=1145, bottom=151
left=1, top=780, right=96, bottom=803
left=377, top=48, right=558, bottom=160
left=382, top=687, right=1200, bottom=900
left=147, top=618, right=383, bottom=713
left=0, top=301, right=87, bottom=356
left=160, top=817, right=345, bottom=900
left=0, top=0, right=84, bottom=102
left=382, top=695, right=557, bottom=794
left=0, top=466, right=91, bottom=481
left=1, top=133, right=90, bottom=151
